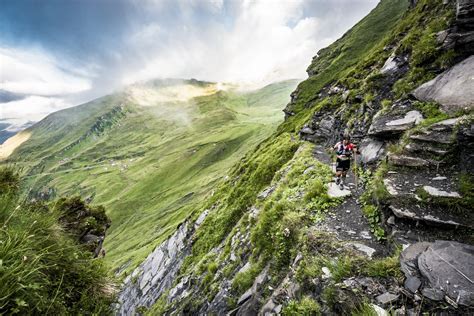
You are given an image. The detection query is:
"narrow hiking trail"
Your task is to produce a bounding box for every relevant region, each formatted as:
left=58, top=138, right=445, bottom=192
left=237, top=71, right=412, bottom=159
left=312, top=145, right=387, bottom=257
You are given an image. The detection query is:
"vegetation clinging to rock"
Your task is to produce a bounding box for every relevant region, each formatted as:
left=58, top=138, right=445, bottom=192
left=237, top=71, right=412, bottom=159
left=0, top=167, right=114, bottom=315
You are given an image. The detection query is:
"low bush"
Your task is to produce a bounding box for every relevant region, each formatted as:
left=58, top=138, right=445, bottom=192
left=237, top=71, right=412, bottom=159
left=0, top=167, right=114, bottom=315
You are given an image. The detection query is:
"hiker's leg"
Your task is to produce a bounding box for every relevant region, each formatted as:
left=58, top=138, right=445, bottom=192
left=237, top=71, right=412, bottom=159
left=335, top=159, right=343, bottom=183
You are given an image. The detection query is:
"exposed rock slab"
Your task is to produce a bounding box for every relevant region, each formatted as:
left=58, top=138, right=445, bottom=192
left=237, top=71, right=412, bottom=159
left=376, top=292, right=399, bottom=306
left=384, top=169, right=460, bottom=198
left=389, top=201, right=473, bottom=229
left=359, top=137, right=385, bottom=164
left=115, top=211, right=209, bottom=315
left=409, top=116, right=465, bottom=145
left=414, top=56, right=474, bottom=113
left=369, top=110, right=423, bottom=137
left=346, top=242, right=376, bottom=258
left=401, top=241, right=474, bottom=307
left=423, top=185, right=461, bottom=198
left=418, top=241, right=474, bottom=306
left=389, top=155, right=432, bottom=168
left=327, top=183, right=351, bottom=198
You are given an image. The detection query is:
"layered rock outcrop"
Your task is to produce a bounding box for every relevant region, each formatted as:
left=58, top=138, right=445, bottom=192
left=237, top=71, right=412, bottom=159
left=116, top=211, right=208, bottom=315
left=414, top=55, right=474, bottom=113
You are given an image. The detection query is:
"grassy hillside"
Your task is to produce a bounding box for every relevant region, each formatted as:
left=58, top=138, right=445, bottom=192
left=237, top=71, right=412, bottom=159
left=6, top=79, right=298, bottom=272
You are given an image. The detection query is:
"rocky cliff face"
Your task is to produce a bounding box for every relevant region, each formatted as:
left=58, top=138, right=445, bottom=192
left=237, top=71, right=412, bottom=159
left=116, top=0, right=473, bottom=314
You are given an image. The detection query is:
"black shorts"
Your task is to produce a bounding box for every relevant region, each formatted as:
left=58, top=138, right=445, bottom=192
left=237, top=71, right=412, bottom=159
left=336, top=158, right=350, bottom=171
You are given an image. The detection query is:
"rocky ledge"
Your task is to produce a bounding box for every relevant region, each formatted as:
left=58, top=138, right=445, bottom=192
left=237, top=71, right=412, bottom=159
left=400, top=241, right=474, bottom=308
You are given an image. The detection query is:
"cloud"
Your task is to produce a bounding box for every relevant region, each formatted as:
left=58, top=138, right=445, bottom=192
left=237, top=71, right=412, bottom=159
left=0, top=47, right=92, bottom=95
left=0, top=47, right=90, bottom=129
left=121, top=0, right=377, bottom=87
left=0, top=95, right=68, bottom=128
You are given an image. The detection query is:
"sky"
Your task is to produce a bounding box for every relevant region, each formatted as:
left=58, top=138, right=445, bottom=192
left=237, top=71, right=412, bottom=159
left=0, top=0, right=378, bottom=131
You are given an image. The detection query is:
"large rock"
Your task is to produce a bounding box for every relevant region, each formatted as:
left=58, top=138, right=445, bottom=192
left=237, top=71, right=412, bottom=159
left=235, top=266, right=269, bottom=316
left=327, top=183, right=351, bottom=198
left=457, top=0, right=474, bottom=29
left=359, top=137, right=385, bottom=164
left=388, top=155, right=432, bottom=168
left=414, top=56, right=474, bottom=113
left=401, top=241, right=474, bottom=307
left=380, top=53, right=408, bottom=75
left=299, top=108, right=345, bottom=145
left=368, top=100, right=423, bottom=137
left=418, top=241, right=474, bottom=306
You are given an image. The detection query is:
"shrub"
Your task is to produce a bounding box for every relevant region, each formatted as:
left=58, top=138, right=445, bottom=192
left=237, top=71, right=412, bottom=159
left=282, top=296, right=321, bottom=316
left=231, top=262, right=262, bottom=296
left=0, top=171, right=114, bottom=315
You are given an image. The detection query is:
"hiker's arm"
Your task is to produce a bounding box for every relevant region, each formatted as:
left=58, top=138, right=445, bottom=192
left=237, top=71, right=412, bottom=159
left=353, top=144, right=361, bottom=155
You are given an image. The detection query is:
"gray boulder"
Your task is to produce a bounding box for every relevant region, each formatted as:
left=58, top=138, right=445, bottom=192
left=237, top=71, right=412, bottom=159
left=418, top=241, right=474, bottom=307
left=359, top=137, right=385, bottom=164
left=400, top=242, right=431, bottom=277
left=368, top=100, right=423, bottom=137
left=414, top=56, right=474, bottom=113
left=380, top=53, right=408, bottom=75
left=401, top=241, right=474, bottom=307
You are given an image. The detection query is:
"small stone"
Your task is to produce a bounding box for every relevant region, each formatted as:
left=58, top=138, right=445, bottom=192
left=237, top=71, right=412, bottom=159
left=422, top=288, right=444, bottom=301
left=322, top=267, right=332, bottom=279
left=404, top=276, right=422, bottom=293
left=376, top=292, right=400, bottom=306
left=346, top=210, right=351, bottom=213
left=371, top=304, right=389, bottom=316
left=432, top=176, right=447, bottom=181
left=445, top=295, right=458, bottom=308
left=343, top=279, right=356, bottom=287
left=387, top=216, right=396, bottom=226
left=360, top=231, right=372, bottom=239
left=348, top=242, right=376, bottom=258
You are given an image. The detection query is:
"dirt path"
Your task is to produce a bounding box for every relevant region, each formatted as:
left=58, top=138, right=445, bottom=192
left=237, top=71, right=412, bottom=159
left=312, top=145, right=387, bottom=257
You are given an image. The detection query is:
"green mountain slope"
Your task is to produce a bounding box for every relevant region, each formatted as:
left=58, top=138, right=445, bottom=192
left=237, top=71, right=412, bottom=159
left=7, top=79, right=298, bottom=271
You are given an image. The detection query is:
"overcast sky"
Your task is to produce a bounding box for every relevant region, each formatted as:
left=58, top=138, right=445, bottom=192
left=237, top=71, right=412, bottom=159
left=0, top=0, right=378, bottom=130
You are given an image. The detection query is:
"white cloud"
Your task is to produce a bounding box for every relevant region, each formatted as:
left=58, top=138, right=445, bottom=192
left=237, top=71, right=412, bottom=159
left=0, top=47, right=92, bottom=95
left=121, top=0, right=373, bottom=88
left=0, top=48, right=90, bottom=129
left=0, top=95, right=69, bottom=128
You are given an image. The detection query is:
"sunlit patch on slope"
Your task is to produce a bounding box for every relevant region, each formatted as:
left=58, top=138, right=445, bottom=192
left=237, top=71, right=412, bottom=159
left=0, top=131, right=31, bottom=159
left=125, top=82, right=228, bottom=125
left=126, top=82, right=219, bottom=105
